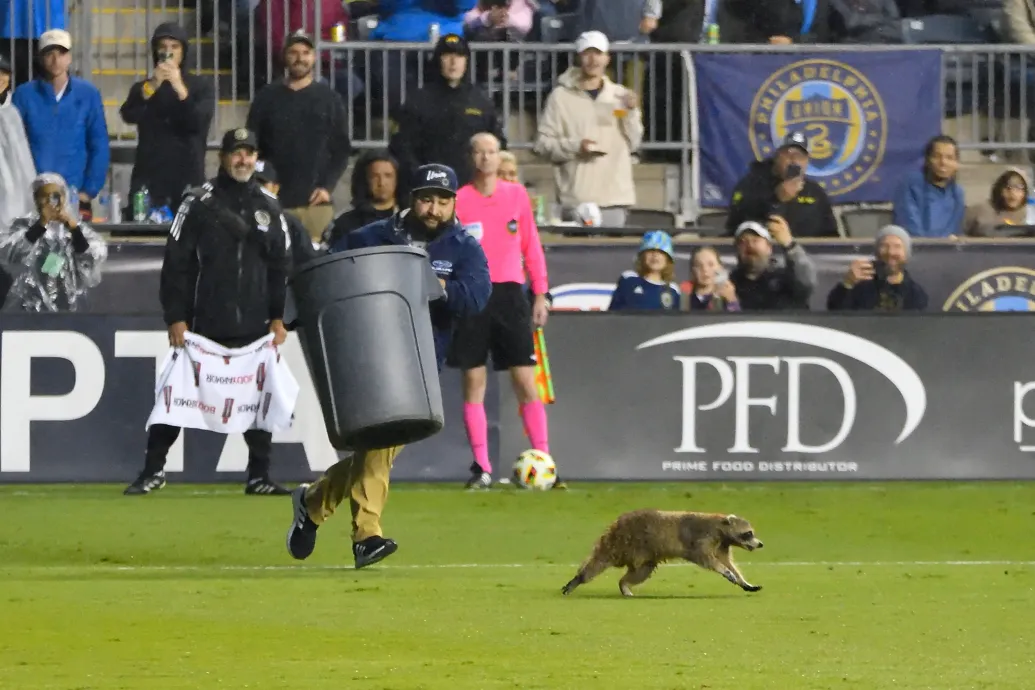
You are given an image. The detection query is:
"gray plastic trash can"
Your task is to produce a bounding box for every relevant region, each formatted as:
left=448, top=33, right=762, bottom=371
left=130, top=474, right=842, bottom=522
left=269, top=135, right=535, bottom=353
left=290, top=245, right=446, bottom=451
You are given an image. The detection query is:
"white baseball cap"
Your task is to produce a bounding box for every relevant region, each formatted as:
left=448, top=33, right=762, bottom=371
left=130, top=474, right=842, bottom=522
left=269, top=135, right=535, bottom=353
left=575, top=31, right=609, bottom=54
left=39, top=29, right=72, bottom=53
left=734, top=221, right=772, bottom=242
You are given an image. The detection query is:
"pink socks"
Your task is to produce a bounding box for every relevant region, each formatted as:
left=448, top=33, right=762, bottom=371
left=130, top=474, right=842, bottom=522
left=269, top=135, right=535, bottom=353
left=463, top=403, right=492, bottom=474
left=519, top=400, right=550, bottom=454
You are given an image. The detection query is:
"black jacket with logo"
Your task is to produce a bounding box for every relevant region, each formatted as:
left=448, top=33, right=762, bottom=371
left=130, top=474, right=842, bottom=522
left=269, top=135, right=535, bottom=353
left=161, top=170, right=290, bottom=342
left=725, top=159, right=839, bottom=238
left=389, top=76, right=506, bottom=194
left=119, top=22, right=215, bottom=208
left=826, top=272, right=928, bottom=311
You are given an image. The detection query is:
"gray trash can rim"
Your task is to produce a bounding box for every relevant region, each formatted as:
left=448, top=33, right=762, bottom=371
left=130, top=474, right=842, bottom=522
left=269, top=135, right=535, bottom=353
left=293, top=245, right=430, bottom=280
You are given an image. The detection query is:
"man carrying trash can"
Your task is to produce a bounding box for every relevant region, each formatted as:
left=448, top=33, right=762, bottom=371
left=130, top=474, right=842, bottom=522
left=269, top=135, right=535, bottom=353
left=285, top=163, right=491, bottom=569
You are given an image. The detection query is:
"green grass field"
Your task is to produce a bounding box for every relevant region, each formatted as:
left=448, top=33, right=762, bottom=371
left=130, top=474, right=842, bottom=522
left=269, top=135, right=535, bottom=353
left=2, top=482, right=1034, bottom=689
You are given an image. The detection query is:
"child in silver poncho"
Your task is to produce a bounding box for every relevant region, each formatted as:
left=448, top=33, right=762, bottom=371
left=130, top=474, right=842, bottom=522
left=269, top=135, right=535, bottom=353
left=0, top=173, right=108, bottom=312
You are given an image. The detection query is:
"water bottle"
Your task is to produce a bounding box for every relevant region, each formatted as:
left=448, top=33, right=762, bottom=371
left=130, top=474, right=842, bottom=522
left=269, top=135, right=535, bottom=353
left=68, top=186, right=80, bottom=219
left=133, top=186, right=150, bottom=223
left=707, top=23, right=720, bottom=44
left=429, top=22, right=440, bottom=45
left=110, top=192, right=123, bottom=224
left=1026, top=192, right=1035, bottom=226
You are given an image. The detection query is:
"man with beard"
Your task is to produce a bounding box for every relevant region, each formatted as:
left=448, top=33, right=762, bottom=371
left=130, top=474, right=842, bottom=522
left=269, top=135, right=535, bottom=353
left=389, top=33, right=506, bottom=193
left=892, top=135, right=965, bottom=238
left=246, top=31, right=352, bottom=243
left=729, top=218, right=817, bottom=310
left=285, top=163, right=491, bottom=569
left=123, top=128, right=293, bottom=497
left=322, top=149, right=400, bottom=247
left=119, top=23, right=215, bottom=213
left=827, top=225, right=927, bottom=311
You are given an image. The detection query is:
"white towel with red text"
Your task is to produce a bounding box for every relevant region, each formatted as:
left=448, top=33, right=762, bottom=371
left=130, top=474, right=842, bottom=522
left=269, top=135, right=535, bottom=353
left=146, top=331, right=299, bottom=434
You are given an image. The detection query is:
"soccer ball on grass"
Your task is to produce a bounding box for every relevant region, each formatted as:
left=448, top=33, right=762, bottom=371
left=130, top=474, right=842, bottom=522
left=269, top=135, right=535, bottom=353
left=513, top=449, right=557, bottom=490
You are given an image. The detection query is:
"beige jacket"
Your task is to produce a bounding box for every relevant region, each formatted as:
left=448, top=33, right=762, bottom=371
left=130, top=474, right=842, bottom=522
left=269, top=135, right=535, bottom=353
left=533, top=68, right=643, bottom=209
left=1004, top=0, right=1035, bottom=43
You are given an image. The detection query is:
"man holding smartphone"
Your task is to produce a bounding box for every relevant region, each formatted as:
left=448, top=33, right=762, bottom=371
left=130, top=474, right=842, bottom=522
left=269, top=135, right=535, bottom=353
left=0, top=173, right=108, bottom=312
left=826, top=225, right=928, bottom=311
left=725, top=131, right=839, bottom=238
left=120, top=23, right=215, bottom=213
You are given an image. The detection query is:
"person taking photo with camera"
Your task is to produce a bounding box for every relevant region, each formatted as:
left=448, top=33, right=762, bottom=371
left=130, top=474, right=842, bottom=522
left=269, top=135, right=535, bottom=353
left=827, top=224, right=928, bottom=311
left=120, top=23, right=215, bottom=213
left=725, top=131, right=839, bottom=239
left=0, top=173, right=108, bottom=312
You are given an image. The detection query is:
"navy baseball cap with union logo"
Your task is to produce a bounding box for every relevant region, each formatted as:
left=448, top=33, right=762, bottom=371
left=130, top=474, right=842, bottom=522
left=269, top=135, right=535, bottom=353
left=411, top=164, right=459, bottom=196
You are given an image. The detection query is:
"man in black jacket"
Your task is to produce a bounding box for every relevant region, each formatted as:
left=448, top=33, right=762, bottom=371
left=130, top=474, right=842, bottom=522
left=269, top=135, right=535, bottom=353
left=119, top=23, right=215, bottom=212
left=827, top=224, right=928, bottom=311
left=389, top=33, right=507, bottom=194
left=725, top=131, right=839, bottom=239
left=124, top=128, right=292, bottom=497
left=246, top=31, right=352, bottom=244
left=322, top=149, right=400, bottom=248
left=730, top=219, right=817, bottom=310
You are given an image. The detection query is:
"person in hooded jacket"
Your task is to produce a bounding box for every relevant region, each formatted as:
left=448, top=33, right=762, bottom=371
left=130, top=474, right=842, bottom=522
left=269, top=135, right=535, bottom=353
left=0, top=172, right=108, bottom=312
left=0, top=53, right=36, bottom=228
left=119, top=23, right=215, bottom=212
left=389, top=33, right=506, bottom=195
left=725, top=131, right=839, bottom=239
left=285, top=163, right=491, bottom=571
left=322, top=149, right=400, bottom=248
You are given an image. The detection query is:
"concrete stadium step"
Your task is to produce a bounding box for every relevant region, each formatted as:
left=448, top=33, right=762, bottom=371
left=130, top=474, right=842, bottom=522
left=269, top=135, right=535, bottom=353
left=91, top=68, right=239, bottom=106
left=87, top=7, right=195, bottom=43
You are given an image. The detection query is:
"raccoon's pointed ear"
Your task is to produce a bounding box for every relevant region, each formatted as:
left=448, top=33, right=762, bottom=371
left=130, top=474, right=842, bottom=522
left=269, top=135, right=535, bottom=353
left=723, top=514, right=737, bottom=525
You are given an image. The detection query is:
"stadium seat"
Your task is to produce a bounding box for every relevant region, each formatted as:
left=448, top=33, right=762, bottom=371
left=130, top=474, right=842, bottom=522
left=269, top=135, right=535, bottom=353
left=540, top=13, right=578, bottom=44
left=901, top=15, right=990, bottom=118
left=627, top=208, right=677, bottom=228
left=693, top=211, right=729, bottom=237
left=841, top=209, right=894, bottom=238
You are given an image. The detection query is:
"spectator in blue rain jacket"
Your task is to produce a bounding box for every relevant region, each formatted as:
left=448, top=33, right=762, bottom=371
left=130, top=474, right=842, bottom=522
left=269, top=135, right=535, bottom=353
left=13, top=30, right=109, bottom=218
left=892, top=135, right=965, bottom=238
left=372, top=0, right=478, bottom=41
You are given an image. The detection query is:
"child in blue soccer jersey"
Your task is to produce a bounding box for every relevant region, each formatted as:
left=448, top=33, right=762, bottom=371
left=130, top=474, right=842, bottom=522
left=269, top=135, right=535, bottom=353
left=608, top=230, right=682, bottom=311
left=686, top=245, right=740, bottom=312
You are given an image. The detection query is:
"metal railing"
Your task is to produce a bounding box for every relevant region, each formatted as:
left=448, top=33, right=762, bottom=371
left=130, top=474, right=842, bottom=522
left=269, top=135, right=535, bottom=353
left=9, top=1, right=1035, bottom=221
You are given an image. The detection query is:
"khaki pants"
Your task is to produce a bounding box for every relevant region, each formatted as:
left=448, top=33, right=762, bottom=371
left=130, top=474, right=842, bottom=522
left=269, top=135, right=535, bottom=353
left=286, top=205, right=335, bottom=244
left=303, top=446, right=404, bottom=542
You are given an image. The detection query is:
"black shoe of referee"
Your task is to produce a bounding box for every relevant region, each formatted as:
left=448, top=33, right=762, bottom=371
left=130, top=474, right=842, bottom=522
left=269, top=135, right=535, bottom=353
left=245, top=476, right=290, bottom=496
left=123, top=471, right=167, bottom=495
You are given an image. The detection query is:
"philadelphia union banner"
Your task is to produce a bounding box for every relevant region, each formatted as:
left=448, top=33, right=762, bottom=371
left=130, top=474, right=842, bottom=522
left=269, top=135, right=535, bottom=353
left=693, top=51, right=942, bottom=207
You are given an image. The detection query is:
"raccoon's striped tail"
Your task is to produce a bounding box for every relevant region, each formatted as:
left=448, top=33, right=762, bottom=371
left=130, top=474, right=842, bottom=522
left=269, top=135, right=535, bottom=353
left=561, top=552, right=610, bottom=595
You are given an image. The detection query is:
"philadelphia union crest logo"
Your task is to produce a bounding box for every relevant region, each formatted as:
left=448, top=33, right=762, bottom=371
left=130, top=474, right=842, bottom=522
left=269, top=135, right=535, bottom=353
left=943, top=267, right=1035, bottom=311
left=749, top=59, right=888, bottom=197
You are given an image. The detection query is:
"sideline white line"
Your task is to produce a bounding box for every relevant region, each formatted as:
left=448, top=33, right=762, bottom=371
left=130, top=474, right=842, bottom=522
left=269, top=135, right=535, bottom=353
left=1, top=560, right=1033, bottom=574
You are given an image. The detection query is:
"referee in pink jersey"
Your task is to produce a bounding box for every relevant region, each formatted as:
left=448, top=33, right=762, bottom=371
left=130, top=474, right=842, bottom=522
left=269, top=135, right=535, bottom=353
left=452, top=132, right=554, bottom=490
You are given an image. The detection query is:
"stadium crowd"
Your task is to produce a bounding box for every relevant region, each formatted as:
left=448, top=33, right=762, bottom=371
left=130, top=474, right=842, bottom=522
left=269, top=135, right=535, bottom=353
left=0, top=0, right=1032, bottom=319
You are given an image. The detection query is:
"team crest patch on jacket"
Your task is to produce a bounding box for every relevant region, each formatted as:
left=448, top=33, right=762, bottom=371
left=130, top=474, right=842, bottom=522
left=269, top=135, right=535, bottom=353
left=254, top=210, right=271, bottom=228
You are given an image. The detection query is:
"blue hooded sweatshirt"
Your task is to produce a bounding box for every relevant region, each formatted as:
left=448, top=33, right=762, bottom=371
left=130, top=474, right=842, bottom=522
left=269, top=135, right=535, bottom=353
left=370, top=0, right=476, bottom=42
left=891, top=169, right=965, bottom=238
left=330, top=210, right=491, bottom=369
left=12, top=76, right=110, bottom=197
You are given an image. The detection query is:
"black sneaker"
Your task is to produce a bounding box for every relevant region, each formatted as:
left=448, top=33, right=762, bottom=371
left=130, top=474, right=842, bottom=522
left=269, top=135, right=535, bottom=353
left=552, top=473, right=569, bottom=491
left=286, top=484, right=319, bottom=560
left=464, top=462, right=491, bottom=490
left=353, top=535, right=398, bottom=569
left=244, top=476, right=290, bottom=496
left=123, top=471, right=166, bottom=495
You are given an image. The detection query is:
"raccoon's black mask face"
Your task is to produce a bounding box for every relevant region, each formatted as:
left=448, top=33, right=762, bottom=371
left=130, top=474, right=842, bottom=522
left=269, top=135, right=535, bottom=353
left=724, top=515, right=764, bottom=551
